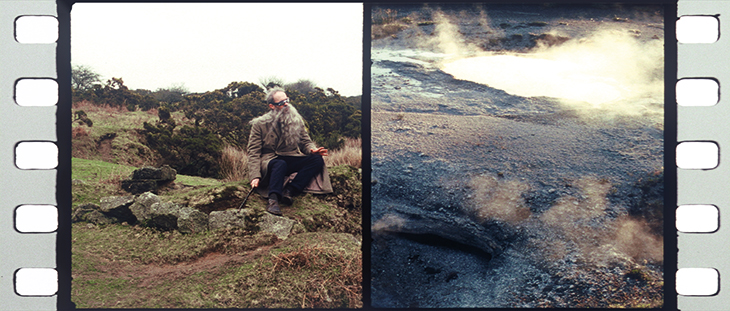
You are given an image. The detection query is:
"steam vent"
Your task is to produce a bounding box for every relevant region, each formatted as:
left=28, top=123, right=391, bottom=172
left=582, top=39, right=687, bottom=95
left=371, top=3, right=664, bottom=308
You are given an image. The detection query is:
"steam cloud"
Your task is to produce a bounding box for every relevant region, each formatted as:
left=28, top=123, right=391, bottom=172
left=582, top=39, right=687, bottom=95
left=466, top=175, right=663, bottom=267
left=466, top=174, right=531, bottom=225
left=372, top=213, right=406, bottom=233
left=422, top=9, right=665, bottom=119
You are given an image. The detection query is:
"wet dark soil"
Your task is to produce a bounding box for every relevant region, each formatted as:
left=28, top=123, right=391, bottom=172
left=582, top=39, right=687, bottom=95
left=371, top=3, right=664, bottom=308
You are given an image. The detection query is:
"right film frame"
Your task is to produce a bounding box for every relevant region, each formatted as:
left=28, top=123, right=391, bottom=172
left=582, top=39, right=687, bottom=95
left=677, top=0, right=730, bottom=310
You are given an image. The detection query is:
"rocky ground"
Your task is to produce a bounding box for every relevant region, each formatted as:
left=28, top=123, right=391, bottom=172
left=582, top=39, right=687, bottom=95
left=71, top=162, right=363, bottom=308
left=370, top=3, right=664, bottom=308
left=71, top=147, right=362, bottom=307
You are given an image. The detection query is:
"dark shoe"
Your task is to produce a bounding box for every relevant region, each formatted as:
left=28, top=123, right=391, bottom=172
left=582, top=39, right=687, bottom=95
left=281, top=188, right=294, bottom=206
left=266, top=198, right=282, bottom=216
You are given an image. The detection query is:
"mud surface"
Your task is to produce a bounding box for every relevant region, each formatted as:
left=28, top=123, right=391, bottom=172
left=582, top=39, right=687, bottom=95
left=371, top=3, right=664, bottom=308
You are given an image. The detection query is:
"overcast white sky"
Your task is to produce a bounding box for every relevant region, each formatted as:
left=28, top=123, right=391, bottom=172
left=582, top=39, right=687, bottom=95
left=71, top=3, right=363, bottom=96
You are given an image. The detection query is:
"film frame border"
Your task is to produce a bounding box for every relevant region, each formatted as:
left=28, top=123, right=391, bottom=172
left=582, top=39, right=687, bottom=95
left=677, top=0, right=730, bottom=310
left=3, top=0, right=726, bottom=309
left=0, top=0, right=62, bottom=310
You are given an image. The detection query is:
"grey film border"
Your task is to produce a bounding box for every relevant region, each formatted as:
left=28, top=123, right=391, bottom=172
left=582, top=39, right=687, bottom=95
left=3, top=0, right=728, bottom=309
left=0, top=0, right=58, bottom=310
left=677, top=0, right=730, bottom=310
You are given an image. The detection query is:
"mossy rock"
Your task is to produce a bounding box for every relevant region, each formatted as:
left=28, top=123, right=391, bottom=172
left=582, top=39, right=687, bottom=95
left=326, top=165, right=362, bottom=212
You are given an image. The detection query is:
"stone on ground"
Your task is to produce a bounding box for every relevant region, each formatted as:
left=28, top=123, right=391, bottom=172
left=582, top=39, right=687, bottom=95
left=99, top=195, right=137, bottom=223
left=149, top=202, right=180, bottom=230
left=129, top=191, right=161, bottom=221
left=209, top=209, right=252, bottom=230
left=260, top=213, right=296, bottom=240
left=177, top=206, right=209, bottom=234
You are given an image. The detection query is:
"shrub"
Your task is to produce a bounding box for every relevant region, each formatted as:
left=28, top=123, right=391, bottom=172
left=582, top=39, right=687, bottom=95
left=142, top=121, right=223, bottom=178
left=158, top=106, right=171, bottom=121
left=73, top=110, right=94, bottom=127
left=74, top=79, right=360, bottom=179
left=285, top=79, right=317, bottom=94
left=152, top=84, right=188, bottom=103
left=73, top=77, right=160, bottom=111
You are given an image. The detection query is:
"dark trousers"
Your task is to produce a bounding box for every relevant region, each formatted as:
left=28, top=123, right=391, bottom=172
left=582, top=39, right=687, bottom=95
left=267, top=154, right=324, bottom=199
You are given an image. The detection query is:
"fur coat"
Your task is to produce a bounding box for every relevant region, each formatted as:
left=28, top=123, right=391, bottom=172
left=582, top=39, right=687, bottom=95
left=247, top=112, right=333, bottom=197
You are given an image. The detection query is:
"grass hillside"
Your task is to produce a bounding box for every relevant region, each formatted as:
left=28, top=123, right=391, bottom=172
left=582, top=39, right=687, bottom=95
left=72, top=101, right=162, bottom=167
left=71, top=102, right=362, bottom=308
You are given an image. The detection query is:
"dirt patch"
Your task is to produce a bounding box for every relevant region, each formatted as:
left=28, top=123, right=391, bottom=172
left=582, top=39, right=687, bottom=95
left=135, top=250, right=266, bottom=288
left=80, top=250, right=252, bottom=286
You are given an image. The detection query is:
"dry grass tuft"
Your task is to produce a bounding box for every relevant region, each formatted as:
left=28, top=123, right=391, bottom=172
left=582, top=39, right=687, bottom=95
left=220, top=144, right=249, bottom=182
left=325, top=137, right=362, bottom=168
left=269, top=244, right=362, bottom=308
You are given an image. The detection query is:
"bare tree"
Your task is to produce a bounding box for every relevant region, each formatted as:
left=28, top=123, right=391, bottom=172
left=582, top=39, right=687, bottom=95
left=71, top=65, right=101, bottom=90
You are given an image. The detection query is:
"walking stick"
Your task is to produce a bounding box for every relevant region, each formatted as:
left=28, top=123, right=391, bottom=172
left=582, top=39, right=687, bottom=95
left=238, top=186, right=256, bottom=209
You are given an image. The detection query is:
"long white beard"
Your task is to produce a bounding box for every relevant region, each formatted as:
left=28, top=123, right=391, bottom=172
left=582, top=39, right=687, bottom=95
left=271, top=104, right=306, bottom=148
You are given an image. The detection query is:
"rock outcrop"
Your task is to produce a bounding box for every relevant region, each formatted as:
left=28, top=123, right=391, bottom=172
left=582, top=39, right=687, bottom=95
left=182, top=185, right=246, bottom=214
left=73, top=191, right=295, bottom=238
left=121, top=165, right=177, bottom=194
left=373, top=203, right=507, bottom=258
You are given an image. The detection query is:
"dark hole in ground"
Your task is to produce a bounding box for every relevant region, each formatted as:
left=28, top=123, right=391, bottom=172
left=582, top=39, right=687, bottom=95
left=396, top=232, right=494, bottom=264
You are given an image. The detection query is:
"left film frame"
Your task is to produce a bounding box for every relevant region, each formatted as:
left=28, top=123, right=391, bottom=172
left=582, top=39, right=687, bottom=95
left=0, top=0, right=65, bottom=309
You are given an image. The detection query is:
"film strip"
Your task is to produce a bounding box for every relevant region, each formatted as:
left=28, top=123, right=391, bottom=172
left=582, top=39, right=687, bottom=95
left=1, top=0, right=59, bottom=310
left=676, top=1, right=730, bottom=310
left=0, top=0, right=727, bottom=310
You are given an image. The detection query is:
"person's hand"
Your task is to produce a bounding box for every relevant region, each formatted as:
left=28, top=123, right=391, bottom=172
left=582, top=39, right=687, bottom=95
left=311, top=147, right=329, bottom=156
left=250, top=178, right=260, bottom=188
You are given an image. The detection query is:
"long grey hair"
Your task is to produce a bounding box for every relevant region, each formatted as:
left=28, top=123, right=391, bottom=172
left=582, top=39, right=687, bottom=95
left=265, top=86, right=286, bottom=104
left=271, top=102, right=306, bottom=148
left=251, top=89, right=306, bottom=148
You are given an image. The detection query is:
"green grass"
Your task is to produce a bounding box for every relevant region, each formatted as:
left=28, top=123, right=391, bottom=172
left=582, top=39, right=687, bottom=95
left=72, top=224, right=361, bottom=308
left=72, top=278, right=137, bottom=308
left=72, top=157, right=136, bottom=181
left=175, top=174, right=221, bottom=187
left=72, top=158, right=137, bottom=207
left=72, top=220, right=282, bottom=264
left=72, top=157, right=227, bottom=208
